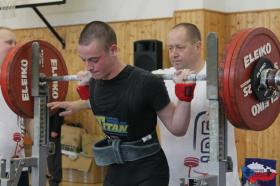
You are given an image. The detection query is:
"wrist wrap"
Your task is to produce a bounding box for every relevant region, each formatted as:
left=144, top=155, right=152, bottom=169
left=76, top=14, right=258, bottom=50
left=175, top=83, right=196, bottom=102
left=76, top=85, right=90, bottom=100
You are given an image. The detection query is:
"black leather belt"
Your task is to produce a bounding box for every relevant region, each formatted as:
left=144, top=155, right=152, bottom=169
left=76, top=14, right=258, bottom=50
left=92, top=132, right=161, bottom=166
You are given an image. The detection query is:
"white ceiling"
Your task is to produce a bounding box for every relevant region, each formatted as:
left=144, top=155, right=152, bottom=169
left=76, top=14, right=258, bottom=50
left=0, top=0, right=280, bottom=29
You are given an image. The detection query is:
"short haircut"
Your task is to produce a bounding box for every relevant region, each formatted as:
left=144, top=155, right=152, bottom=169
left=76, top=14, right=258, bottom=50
left=172, top=23, right=201, bottom=43
left=79, top=21, right=117, bottom=51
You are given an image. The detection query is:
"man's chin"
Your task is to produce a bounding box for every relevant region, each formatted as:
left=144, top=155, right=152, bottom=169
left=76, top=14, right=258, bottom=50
left=92, top=74, right=101, bottom=80
left=173, top=64, right=183, bottom=70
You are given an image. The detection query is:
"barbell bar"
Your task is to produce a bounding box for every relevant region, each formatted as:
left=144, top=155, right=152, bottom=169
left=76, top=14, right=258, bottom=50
left=40, top=74, right=79, bottom=82
left=40, top=72, right=207, bottom=82
left=152, top=71, right=207, bottom=81
left=39, top=64, right=280, bottom=97
left=39, top=63, right=280, bottom=100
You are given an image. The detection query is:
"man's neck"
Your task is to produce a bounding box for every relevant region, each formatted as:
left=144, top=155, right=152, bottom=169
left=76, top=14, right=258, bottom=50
left=193, top=59, right=204, bottom=73
left=105, top=59, right=126, bottom=80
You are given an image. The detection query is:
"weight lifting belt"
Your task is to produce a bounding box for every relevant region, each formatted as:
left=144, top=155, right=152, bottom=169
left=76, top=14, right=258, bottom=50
left=92, top=132, right=161, bottom=166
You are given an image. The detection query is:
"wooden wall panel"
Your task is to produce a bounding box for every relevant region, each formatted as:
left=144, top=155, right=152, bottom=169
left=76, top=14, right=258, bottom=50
left=203, top=11, right=227, bottom=61
left=110, top=19, right=175, bottom=68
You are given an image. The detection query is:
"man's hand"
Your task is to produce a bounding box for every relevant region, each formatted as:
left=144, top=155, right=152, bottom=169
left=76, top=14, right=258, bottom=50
left=77, top=70, right=92, bottom=85
left=173, top=69, right=196, bottom=102
left=47, top=100, right=90, bottom=116
left=173, top=69, right=195, bottom=83
left=51, top=131, right=59, bottom=138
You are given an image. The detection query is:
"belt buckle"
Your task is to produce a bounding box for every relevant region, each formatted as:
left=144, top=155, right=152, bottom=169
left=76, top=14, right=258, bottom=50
left=106, top=135, right=120, bottom=144
left=142, top=134, right=152, bottom=143
left=105, top=135, right=113, bottom=144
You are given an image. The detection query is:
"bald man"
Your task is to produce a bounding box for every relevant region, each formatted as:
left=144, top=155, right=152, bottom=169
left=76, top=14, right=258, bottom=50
left=0, top=27, right=29, bottom=186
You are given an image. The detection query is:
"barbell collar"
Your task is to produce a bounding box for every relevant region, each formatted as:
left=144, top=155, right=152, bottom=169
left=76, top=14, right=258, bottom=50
left=275, top=70, right=280, bottom=88
left=261, top=68, right=280, bottom=91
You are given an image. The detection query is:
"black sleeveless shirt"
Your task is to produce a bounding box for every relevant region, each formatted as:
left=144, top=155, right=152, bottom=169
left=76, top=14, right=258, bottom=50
left=89, top=65, right=170, bottom=141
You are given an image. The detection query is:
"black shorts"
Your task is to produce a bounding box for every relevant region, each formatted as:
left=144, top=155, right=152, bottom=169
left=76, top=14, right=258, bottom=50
left=104, top=149, right=169, bottom=186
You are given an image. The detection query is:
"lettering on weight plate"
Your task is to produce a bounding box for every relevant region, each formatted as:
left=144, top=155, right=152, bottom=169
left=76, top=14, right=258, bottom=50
left=243, top=42, right=272, bottom=69
left=240, top=79, right=252, bottom=97
left=21, top=59, right=29, bottom=101
left=251, top=91, right=279, bottom=117
left=50, top=59, right=59, bottom=99
left=270, top=91, right=279, bottom=103
left=251, top=100, right=270, bottom=116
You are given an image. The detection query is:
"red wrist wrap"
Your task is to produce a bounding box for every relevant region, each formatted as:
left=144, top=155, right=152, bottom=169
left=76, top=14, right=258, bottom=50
left=76, top=85, right=90, bottom=100
left=175, top=83, right=196, bottom=102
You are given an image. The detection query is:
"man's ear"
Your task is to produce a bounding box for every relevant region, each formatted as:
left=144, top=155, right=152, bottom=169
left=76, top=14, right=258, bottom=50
left=195, top=41, right=202, bottom=50
left=109, top=44, right=118, bottom=56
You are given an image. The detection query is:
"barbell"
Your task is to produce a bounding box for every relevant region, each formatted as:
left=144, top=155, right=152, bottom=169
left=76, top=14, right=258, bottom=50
left=1, top=27, right=280, bottom=131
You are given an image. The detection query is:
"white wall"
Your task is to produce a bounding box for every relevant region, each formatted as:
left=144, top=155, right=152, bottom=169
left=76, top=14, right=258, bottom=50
left=0, top=0, right=280, bottom=29
left=1, top=0, right=176, bottom=29
left=225, top=0, right=280, bottom=12
left=203, top=0, right=225, bottom=12
left=175, top=0, right=204, bottom=10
